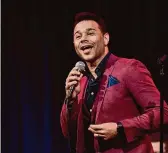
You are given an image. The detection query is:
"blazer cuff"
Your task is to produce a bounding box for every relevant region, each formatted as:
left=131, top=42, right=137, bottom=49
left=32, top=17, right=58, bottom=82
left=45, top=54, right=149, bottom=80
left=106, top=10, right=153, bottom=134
left=117, top=122, right=127, bottom=143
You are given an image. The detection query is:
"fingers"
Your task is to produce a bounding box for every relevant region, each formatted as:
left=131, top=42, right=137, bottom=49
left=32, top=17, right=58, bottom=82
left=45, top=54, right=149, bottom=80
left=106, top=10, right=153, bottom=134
left=65, top=67, right=83, bottom=90
left=88, top=123, right=118, bottom=140
left=68, top=75, right=80, bottom=82
left=94, top=133, right=105, bottom=138
left=89, top=124, right=103, bottom=130
left=65, top=80, right=78, bottom=90
left=88, top=128, right=105, bottom=138
left=68, top=67, right=81, bottom=77
left=66, top=76, right=79, bottom=88
left=88, top=125, right=105, bottom=138
left=88, top=128, right=105, bottom=135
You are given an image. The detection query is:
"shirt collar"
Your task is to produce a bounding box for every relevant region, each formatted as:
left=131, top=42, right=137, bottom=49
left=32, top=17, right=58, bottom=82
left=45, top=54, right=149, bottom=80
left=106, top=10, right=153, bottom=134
left=84, top=52, right=111, bottom=78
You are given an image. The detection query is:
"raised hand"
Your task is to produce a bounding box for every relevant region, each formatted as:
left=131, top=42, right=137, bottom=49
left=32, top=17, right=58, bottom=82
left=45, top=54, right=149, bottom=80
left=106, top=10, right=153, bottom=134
left=65, top=67, right=83, bottom=100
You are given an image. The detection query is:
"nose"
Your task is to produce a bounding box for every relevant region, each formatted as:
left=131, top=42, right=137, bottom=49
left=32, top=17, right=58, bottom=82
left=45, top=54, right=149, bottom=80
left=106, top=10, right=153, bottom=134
left=80, top=39, right=89, bottom=44
left=80, top=33, right=89, bottom=43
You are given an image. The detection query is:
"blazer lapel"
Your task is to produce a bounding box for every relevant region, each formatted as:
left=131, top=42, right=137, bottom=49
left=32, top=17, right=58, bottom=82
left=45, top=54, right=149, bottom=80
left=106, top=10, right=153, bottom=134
left=94, top=54, right=119, bottom=123
left=77, top=76, right=88, bottom=104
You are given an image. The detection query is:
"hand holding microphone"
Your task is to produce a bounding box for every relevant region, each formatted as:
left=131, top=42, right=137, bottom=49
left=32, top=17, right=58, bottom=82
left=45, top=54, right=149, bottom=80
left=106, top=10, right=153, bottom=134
left=65, top=61, right=85, bottom=101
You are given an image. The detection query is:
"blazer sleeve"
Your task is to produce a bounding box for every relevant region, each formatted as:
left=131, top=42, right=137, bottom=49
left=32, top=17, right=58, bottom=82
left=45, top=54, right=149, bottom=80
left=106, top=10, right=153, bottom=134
left=120, top=60, right=168, bottom=143
left=60, top=99, right=80, bottom=138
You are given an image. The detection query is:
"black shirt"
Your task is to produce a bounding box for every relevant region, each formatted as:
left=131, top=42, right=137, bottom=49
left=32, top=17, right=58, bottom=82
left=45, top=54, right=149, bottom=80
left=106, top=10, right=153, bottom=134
left=83, top=52, right=111, bottom=153
left=84, top=52, right=111, bottom=110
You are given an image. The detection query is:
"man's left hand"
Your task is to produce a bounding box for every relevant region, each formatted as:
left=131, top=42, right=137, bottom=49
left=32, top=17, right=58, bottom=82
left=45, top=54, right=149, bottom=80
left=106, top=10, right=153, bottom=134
left=88, top=122, right=118, bottom=140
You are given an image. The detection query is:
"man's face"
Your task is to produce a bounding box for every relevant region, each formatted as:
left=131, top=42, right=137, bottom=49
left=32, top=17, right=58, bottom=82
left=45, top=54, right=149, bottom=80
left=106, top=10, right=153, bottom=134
left=73, top=20, right=109, bottom=63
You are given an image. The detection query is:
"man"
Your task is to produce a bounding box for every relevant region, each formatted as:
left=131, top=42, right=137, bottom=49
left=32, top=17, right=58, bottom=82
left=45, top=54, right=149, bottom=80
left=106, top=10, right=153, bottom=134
left=60, top=12, right=168, bottom=153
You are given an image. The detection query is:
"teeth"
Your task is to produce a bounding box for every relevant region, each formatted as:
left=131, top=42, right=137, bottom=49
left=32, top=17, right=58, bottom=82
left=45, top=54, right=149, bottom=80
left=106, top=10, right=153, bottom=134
left=81, top=45, right=92, bottom=50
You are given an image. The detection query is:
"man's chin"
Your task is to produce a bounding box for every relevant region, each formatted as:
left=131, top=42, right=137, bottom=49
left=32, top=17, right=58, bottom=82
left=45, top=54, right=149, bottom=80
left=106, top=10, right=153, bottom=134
left=82, top=57, right=95, bottom=63
left=78, top=53, right=96, bottom=63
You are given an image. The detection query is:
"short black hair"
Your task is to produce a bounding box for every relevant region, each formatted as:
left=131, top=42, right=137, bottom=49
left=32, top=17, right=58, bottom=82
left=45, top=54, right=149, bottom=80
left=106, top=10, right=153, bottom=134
left=74, top=12, right=107, bottom=33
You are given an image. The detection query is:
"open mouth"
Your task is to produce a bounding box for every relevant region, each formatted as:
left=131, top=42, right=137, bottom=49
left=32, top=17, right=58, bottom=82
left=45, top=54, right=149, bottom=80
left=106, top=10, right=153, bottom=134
left=80, top=44, right=93, bottom=51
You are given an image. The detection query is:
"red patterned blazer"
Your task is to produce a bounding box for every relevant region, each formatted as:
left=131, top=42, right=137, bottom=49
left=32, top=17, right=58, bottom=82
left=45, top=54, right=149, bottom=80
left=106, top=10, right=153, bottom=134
left=60, top=54, right=168, bottom=153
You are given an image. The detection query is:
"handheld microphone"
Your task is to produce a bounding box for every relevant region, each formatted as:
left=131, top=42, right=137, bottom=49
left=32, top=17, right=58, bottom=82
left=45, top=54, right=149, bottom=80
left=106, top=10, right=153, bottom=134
left=67, top=61, right=85, bottom=99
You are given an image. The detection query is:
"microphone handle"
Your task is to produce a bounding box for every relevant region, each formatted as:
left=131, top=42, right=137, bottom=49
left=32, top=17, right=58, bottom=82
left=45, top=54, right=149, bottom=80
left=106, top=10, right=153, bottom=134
left=67, top=85, right=75, bottom=98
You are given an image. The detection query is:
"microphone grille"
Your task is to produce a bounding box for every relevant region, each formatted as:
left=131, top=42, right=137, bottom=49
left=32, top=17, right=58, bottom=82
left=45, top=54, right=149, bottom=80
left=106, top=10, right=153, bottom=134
left=75, top=61, right=85, bottom=72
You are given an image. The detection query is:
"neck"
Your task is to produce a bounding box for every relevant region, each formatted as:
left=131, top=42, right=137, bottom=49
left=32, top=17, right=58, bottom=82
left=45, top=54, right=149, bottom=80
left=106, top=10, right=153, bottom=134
left=86, top=47, right=109, bottom=78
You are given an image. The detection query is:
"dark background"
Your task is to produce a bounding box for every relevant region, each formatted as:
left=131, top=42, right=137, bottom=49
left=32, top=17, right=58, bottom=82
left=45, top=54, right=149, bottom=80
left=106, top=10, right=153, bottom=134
left=2, top=0, right=168, bottom=153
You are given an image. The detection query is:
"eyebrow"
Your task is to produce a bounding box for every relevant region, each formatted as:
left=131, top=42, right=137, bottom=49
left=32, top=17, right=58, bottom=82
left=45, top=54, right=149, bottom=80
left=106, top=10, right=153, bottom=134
left=74, top=28, right=96, bottom=35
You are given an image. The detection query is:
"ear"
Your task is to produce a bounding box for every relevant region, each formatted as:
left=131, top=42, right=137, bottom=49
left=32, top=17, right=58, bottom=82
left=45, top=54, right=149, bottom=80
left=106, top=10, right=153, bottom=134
left=103, top=33, right=110, bottom=46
